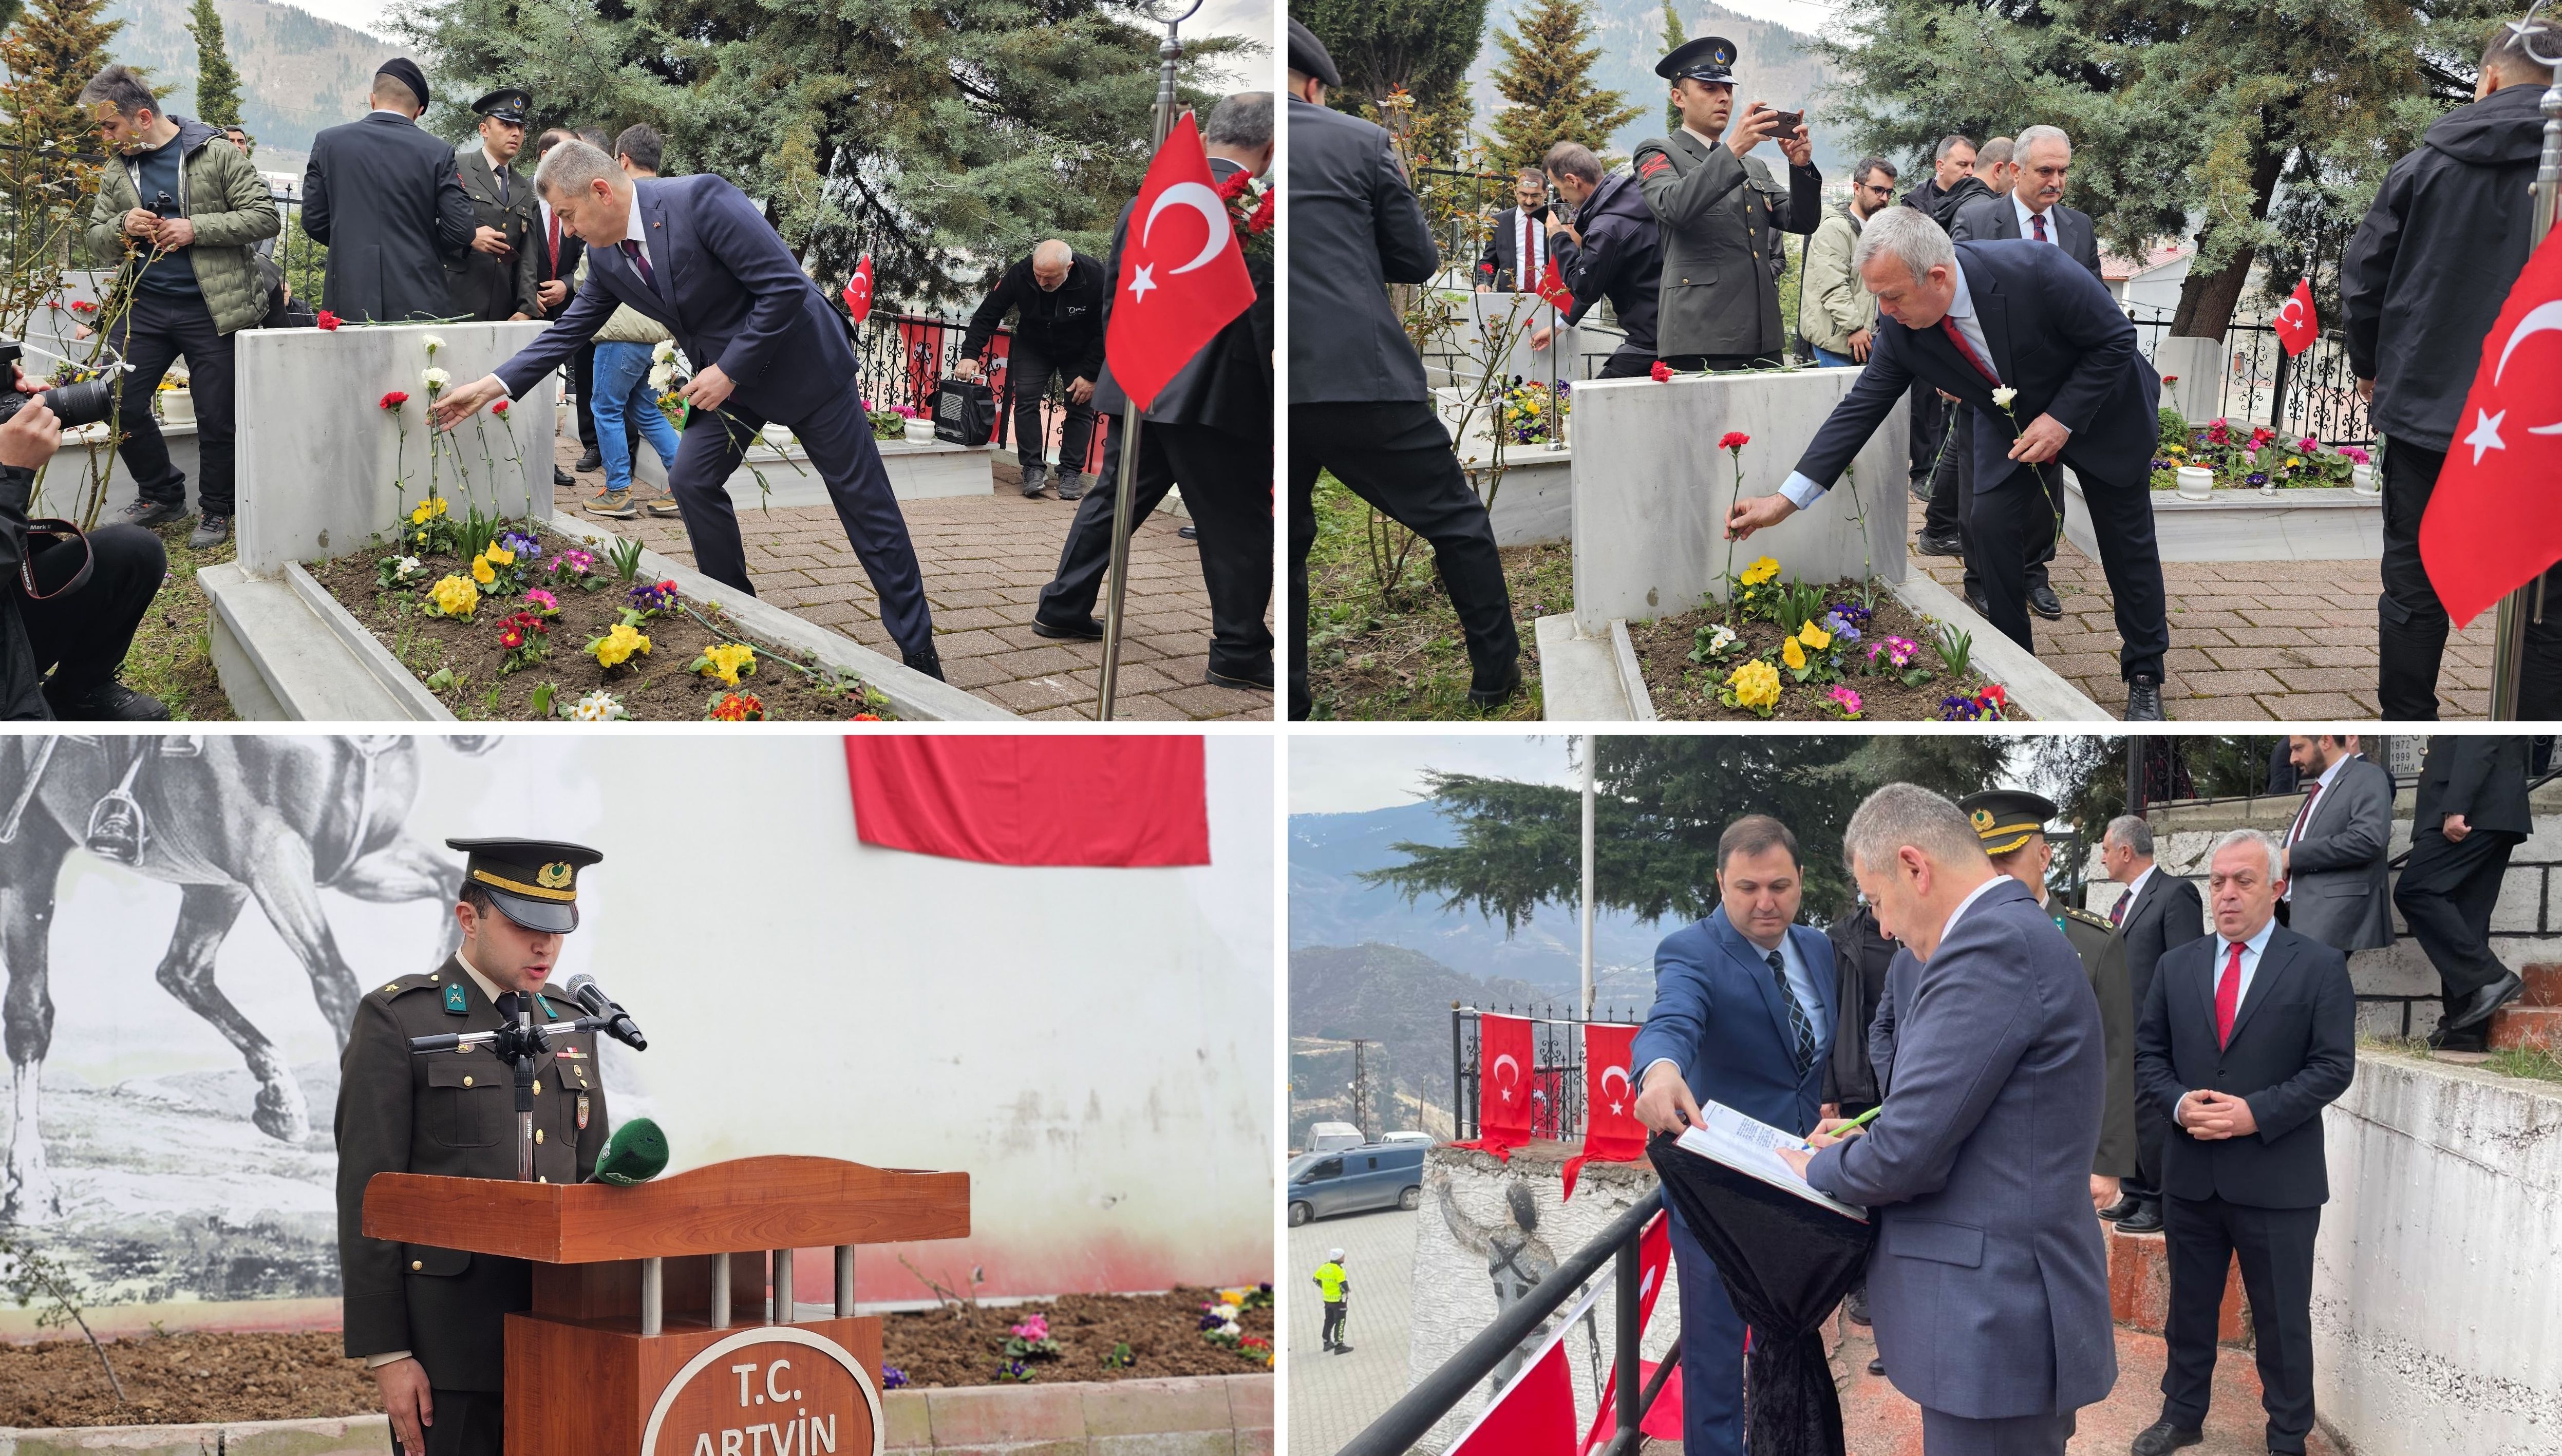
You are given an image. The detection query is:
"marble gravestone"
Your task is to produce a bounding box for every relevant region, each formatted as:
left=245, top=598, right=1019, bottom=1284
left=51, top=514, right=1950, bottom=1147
left=1570, top=368, right=1909, bottom=635
left=234, top=320, right=553, bottom=576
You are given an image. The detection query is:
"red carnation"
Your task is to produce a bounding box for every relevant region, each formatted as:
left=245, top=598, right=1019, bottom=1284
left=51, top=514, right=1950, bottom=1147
left=1720, top=431, right=1750, bottom=452
left=380, top=390, right=409, bottom=410
left=316, top=310, right=341, bottom=331
left=1650, top=361, right=1673, bottom=383
left=1215, top=170, right=1253, bottom=202
left=491, top=400, right=509, bottom=415
left=69, top=299, right=96, bottom=314
left=1248, top=188, right=1274, bottom=236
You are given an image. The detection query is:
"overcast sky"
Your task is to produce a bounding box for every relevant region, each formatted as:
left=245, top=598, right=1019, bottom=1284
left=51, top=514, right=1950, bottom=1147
left=1290, top=734, right=1584, bottom=816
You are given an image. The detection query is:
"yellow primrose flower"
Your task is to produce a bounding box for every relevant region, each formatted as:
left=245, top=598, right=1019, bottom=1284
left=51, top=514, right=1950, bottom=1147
left=1726, top=658, right=1781, bottom=710
left=471, top=555, right=496, bottom=585
left=696, top=642, right=757, bottom=686
left=591, top=622, right=652, bottom=669
left=1782, top=636, right=1807, bottom=671
left=427, top=574, right=479, bottom=620
left=1798, top=621, right=1832, bottom=651
left=1740, top=556, right=1781, bottom=587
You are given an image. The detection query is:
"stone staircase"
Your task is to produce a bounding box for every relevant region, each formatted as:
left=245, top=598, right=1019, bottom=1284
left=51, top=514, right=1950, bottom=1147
left=2104, top=1217, right=2250, bottom=1345
left=2486, top=962, right=2562, bottom=1052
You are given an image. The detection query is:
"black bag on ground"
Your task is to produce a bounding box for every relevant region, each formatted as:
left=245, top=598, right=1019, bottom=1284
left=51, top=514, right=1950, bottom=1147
left=1647, top=1132, right=1875, bottom=1456
left=933, top=374, right=997, bottom=445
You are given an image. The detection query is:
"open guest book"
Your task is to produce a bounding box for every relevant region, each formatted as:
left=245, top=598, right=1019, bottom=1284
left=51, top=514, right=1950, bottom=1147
left=1673, top=1102, right=1870, bottom=1222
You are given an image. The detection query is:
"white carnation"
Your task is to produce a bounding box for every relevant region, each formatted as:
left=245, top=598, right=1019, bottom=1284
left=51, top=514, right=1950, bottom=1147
left=423, top=367, right=451, bottom=389
left=648, top=362, right=676, bottom=391
left=652, top=339, right=677, bottom=363
left=423, top=334, right=446, bottom=356
left=1990, top=386, right=2018, bottom=408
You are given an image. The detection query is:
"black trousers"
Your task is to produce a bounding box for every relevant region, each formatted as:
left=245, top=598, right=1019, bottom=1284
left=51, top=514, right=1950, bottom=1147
left=1321, top=1299, right=1347, bottom=1346
left=387, top=1388, right=503, bottom=1456
left=1005, top=342, right=1099, bottom=474
left=1970, top=448, right=2168, bottom=681
left=21, top=523, right=164, bottom=705
left=1922, top=392, right=1963, bottom=538
left=2394, top=825, right=2521, bottom=1008
left=107, top=291, right=236, bottom=516
left=2378, top=438, right=2562, bottom=719
left=2125, top=1073, right=2168, bottom=1202
left=1657, top=352, right=1781, bottom=372
left=2161, top=1195, right=2320, bottom=1453
left=1908, top=377, right=1949, bottom=486
left=1596, top=345, right=1654, bottom=379
left=1288, top=401, right=1519, bottom=719
left=1959, top=410, right=2068, bottom=598
left=667, top=389, right=935, bottom=662
left=572, top=342, right=598, bottom=450
left=1037, top=415, right=1273, bottom=679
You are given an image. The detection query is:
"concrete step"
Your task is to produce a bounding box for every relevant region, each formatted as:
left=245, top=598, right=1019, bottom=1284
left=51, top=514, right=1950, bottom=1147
left=2105, top=1221, right=2249, bottom=1345
left=2518, top=963, right=2562, bottom=1008
left=2488, top=1004, right=2562, bottom=1052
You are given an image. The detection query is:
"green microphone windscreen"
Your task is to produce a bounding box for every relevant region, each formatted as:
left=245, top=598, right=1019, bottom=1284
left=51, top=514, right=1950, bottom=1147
left=591, top=1117, right=669, bottom=1185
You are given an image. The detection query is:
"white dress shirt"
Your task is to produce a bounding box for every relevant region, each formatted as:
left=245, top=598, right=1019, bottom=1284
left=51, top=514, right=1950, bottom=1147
left=619, top=188, right=663, bottom=288
left=2179, top=913, right=2277, bottom=1124
left=2119, top=863, right=2157, bottom=921
left=2281, top=754, right=2352, bottom=902
left=1781, top=254, right=1999, bottom=509
left=1640, top=927, right=1830, bottom=1084
left=2013, top=193, right=2058, bottom=245
left=1937, top=871, right=2008, bottom=953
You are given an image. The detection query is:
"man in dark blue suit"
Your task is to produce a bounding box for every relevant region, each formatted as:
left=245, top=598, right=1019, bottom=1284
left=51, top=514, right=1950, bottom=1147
left=1783, top=783, right=2116, bottom=1456
left=1630, top=815, right=1835, bottom=1456
left=431, top=141, right=942, bottom=678
left=1724, top=204, right=2170, bottom=719
left=2131, top=829, right=2355, bottom=1456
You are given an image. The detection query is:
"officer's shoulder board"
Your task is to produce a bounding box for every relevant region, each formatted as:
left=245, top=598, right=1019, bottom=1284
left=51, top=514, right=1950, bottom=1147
left=371, top=971, right=447, bottom=1004
left=2061, top=905, right=2115, bottom=933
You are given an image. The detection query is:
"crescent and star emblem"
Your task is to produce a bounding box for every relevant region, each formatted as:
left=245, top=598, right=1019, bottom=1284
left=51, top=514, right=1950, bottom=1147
left=1127, top=182, right=1234, bottom=306
left=2464, top=298, right=2562, bottom=464
left=2275, top=296, right=2305, bottom=328
left=1599, top=1064, right=1631, bottom=1117
left=1491, top=1052, right=1522, bottom=1104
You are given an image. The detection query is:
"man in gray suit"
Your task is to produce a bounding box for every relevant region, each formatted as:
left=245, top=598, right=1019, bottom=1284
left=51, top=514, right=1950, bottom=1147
left=2276, top=735, right=2395, bottom=955
left=1285, top=19, right=1518, bottom=719
left=1781, top=783, right=2115, bottom=1456
left=2097, top=814, right=2207, bottom=1235
left=1948, top=125, right=2104, bottom=622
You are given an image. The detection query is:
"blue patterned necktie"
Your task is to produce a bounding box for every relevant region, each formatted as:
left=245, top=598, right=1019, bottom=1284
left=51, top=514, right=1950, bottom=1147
left=1766, top=950, right=1815, bottom=1075
left=620, top=238, right=653, bottom=289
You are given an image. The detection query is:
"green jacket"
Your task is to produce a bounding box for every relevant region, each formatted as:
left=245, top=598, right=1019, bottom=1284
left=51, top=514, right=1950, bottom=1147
left=1799, top=201, right=1878, bottom=357
left=83, top=117, right=281, bottom=335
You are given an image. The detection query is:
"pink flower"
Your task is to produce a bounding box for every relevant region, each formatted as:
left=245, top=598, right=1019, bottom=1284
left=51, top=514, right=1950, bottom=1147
left=1828, top=686, right=1863, bottom=717
left=524, top=588, right=559, bottom=614
left=2340, top=447, right=2369, bottom=465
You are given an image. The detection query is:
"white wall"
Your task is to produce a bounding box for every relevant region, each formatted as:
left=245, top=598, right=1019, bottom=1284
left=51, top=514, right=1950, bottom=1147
left=16, top=733, right=1272, bottom=1318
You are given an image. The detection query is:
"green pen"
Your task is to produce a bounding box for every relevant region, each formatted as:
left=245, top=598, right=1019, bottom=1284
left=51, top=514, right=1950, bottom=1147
left=1832, top=1104, right=1884, bottom=1136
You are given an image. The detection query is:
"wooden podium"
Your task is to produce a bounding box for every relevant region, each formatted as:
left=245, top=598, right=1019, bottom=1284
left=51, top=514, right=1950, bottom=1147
left=365, top=1155, right=970, bottom=1456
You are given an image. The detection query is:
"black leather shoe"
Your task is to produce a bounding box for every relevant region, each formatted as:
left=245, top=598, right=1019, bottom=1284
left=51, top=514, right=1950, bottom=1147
left=1208, top=663, right=1274, bottom=692
left=575, top=447, right=603, bottom=472
left=1866, top=1356, right=1885, bottom=1376
left=553, top=464, right=575, bottom=488
left=1031, top=615, right=1105, bottom=641
left=2131, top=1421, right=2203, bottom=1456
left=1966, top=588, right=1992, bottom=617
left=1907, top=475, right=1931, bottom=502
left=1178, top=524, right=1199, bottom=540
left=902, top=648, right=946, bottom=682
left=47, top=678, right=171, bottom=722
left=1843, top=1285, right=1870, bottom=1326
left=1467, top=660, right=1521, bottom=709
left=2115, top=1202, right=2165, bottom=1235
left=2028, top=583, right=2064, bottom=619
left=2098, top=1196, right=2140, bottom=1222
left=2126, top=674, right=2166, bottom=721
left=1915, top=529, right=1964, bottom=557
left=2427, top=1024, right=2489, bottom=1052
left=2446, top=971, right=2525, bottom=1031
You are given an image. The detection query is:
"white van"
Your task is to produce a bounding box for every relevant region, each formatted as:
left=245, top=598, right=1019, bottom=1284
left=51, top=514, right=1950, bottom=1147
left=1304, top=1121, right=1364, bottom=1154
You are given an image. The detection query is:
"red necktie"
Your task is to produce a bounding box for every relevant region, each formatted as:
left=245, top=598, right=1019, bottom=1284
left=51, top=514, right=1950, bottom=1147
left=548, top=210, right=561, bottom=274
left=2287, top=783, right=2321, bottom=845
left=1939, top=315, right=2000, bottom=386
left=2031, top=212, right=2048, bottom=243
left=2110, top=894, right=2126, bottom=926
left=2215, top=941, right=2244, bottom=1049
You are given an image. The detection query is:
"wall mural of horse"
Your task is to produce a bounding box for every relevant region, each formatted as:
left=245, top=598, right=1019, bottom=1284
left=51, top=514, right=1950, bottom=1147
left=0, top=735, right=500, bottom=1225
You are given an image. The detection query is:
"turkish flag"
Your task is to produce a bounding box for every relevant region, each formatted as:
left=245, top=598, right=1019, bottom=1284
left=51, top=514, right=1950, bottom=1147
left=1537, top=257, right=1574, bottom=315
left=2274, top=277, right=2319, bottom=356
left=1448, top=1313, right=1581, bottom=1456
left=1455, top=1013, right=1535, bottom=1161
left=1577, top=1213, right=1682, bottom=1455
left=841, top=253, right=874, bottom=321
left=1562, top=1022, right=1645, bottom=1200
left=1104, top=112, right=1255, bottom=411
left=843, top=736, right=1209, bottom=867
left=2421, top=229, right=2562, bottom=627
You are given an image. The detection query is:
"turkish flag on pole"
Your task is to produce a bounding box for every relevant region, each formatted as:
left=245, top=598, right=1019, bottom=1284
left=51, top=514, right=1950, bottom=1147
left=1562, top=1023, right=1645, bottom=1200
left=1537, top=257, right=1575, bottom=315
left=1104, top=112, right=1255, bottom=411
left=2274, top=277, right=2319, bottom=356
left=2421, top=230, right=2562, bottom=627
left=1454, top=1013, right=1535, bottom=1161
left=1448, top=1290, right=1597, bottom=1456
left=841, top=253, right=874, bottom=320
left=843, top=736, right=1210, bottom=867
left=1577, top=1213, right=1683, bottom=1455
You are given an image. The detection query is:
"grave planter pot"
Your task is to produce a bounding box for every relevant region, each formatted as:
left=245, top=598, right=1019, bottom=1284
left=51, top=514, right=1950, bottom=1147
left=159, top=388, right=194, bottom=425
left=2174, top=465, right=2215, bottom=500
left=2066, top=470, right=2383, bottom=563
left=905, top=417, right=934, bottom=442
left=2352, top=462, right=2379, bottom=496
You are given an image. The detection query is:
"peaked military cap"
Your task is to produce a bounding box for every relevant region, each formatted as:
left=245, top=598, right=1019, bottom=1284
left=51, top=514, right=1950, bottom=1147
left=1656, top=35, right=1738, bottom=84
left=472, top=88, right=533, bottom=125
left=1957, top=790, right=2059, bottom=858
left=448, top=837, right=602, bottom=935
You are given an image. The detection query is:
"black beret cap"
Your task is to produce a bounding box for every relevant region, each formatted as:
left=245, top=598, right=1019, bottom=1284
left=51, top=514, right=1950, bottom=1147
left=1287, top=17, right=1341, bottom=88
left=375, top=57, right=431, bottom=110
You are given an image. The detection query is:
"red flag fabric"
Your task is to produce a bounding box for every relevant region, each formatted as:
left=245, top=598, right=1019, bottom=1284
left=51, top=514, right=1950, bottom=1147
left=843, top=736, right=1209, bottom=867
left=1449, top=1299, right=1587, bottom=1456
left=841, top=253, right=874, bottom=320
left=2274, top=277, right=2319, bottom=356
left=1105, top=112, right=1256, bottom=411
left=1562, top=1023, right=1645, bottom=1200
left=1454, top=1014, right=1536, bottom=1161
left=1577, top=1214, right=1680, bottom=1454
left=1537, top=257, right=1574, bottom=314
left=2421, top=229, right=2562, bottom=627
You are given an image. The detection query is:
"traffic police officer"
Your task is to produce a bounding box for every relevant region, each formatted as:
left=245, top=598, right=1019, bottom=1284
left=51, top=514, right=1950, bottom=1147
left=447, top=89, right=541, bottom=323
left=336, top=838, right=610, bottom=1456
left=1959, top=790, right=2137, bottom=1207
left=1632, top=36, right=1822, bottom=370
left=1313, top=1248, right=1351, bottom=1353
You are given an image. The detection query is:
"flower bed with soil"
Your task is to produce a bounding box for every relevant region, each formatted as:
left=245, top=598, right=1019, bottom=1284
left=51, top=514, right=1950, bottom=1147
left=1625, top=558, right=2017, bottom=721
left=305, top=506, right=894, bottom=722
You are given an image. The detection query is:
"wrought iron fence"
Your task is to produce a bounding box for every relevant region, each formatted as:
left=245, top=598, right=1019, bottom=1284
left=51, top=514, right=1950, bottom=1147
left=847, top=310, right=1106, bottom=470
left=2123, top=301, right=2373, bottom=447
left=1449, top=1003, right=1644, bottom=1145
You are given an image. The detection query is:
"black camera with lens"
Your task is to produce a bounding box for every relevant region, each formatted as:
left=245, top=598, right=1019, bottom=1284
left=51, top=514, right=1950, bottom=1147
left=0, top=339, right=121, bottom=430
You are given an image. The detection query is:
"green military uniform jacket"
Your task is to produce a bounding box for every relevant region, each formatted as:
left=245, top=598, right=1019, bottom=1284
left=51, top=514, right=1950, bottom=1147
left=447, top=147, right=541, bottom=323
left=2050, top=901, right=2138, bottom=1179
left=335, top=956, right=607, bottom=1391
left=1630, top=128, right=1822, bottom=361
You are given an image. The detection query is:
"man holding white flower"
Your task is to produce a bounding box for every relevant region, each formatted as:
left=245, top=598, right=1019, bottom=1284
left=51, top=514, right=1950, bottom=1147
left=1724, top=208, right=2172, bottom=720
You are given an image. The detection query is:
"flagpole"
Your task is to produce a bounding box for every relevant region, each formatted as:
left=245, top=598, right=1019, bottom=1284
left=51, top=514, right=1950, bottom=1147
left=2492, top=1, right=2562, bottom=718
left=1097, top=1, right=1203, bottom=720
left=1579, top=734, right=1596, bottom=1019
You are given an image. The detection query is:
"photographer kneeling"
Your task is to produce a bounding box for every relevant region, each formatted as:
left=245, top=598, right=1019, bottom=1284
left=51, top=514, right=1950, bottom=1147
left=1, top=374, right=170, bottom=721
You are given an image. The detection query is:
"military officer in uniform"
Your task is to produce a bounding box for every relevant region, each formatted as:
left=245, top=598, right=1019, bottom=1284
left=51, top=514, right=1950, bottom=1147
left=1633, top=36, right=1822, bottom=370
left=1961, top=790, right=2137, bottom=1211
left=448, top=89, right=541, bottom=323
left=336, top=838, right=610, bottom=1456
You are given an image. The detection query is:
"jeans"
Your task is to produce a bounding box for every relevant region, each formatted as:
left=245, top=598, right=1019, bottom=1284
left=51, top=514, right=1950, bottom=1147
left=589, top=341, right=681, bottom=494
left=1812, top=346, right=1857, bottom=367
left=108, top=291, right=235, bottom=517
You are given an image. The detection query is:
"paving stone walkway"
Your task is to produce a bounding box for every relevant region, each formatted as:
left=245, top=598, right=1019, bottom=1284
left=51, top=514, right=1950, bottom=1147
left=1288, top=1207, right=1417, bottom=1456
left=1904, top=496, right=2497, bottom=720
left=555, top=438, right=1270, bottom=720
